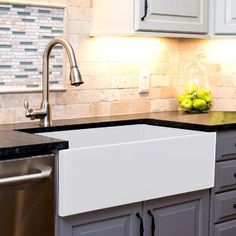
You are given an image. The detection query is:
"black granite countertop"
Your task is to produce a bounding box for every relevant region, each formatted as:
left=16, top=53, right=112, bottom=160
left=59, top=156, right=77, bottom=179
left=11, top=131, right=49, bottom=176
left=8, top=110, right=236, bottom=133
left=1, top=110, right=236, bottom=159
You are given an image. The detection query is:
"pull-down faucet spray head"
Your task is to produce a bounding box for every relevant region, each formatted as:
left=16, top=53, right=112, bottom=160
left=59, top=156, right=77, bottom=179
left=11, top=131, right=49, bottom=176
left=70, top=66, right=83, bottom=86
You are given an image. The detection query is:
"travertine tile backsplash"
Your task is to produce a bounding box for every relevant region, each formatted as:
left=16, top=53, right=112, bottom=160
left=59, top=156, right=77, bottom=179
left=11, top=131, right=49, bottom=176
left=0, top=0, right=235, bottom=124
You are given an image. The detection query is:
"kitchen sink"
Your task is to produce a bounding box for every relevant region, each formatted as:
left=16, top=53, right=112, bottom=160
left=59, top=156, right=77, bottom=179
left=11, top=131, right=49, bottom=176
left=37, top=124, right=216, bottom=216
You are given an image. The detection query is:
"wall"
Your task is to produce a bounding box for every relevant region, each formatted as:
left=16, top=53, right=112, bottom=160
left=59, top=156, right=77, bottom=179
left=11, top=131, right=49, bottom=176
left=0, top=0, right=235, bottom=124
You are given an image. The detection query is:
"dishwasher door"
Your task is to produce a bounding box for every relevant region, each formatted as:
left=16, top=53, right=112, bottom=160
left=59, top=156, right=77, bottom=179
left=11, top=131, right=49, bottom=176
left=0, top=154, right=55, bottom=236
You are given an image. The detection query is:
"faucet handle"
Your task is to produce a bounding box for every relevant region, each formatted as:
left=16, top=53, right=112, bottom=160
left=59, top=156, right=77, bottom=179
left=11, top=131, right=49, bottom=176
left=24, top=100, right=29, bottom=110
left=24, top=100, right=33, bottom=113
left=24, top=100, right=35, bottom=120
left=24, top=100, right=47, bottom=121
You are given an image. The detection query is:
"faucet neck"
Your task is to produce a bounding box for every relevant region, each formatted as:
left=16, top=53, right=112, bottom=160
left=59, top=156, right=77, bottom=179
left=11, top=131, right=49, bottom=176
left=24, top=38, right=83, bottom=127
left=42, top=38, right=78, bottom=104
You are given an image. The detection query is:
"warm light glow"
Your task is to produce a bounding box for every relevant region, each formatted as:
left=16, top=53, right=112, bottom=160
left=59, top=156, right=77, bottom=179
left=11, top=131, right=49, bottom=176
left=88, top=36, right=166, bottom=63
left=205, top=39, right=236, bottom=63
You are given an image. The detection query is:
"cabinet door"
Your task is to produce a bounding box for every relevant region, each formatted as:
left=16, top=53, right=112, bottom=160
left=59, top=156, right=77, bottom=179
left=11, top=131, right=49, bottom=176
left=58, top=203, right=142, bottom=236
left=214, top=219, right=236, bottom=236
left=215, top=0, right=236, bottom=34
left=143, top=190, right=209, bottom=236
left=136, top=0, right=208, bottom=34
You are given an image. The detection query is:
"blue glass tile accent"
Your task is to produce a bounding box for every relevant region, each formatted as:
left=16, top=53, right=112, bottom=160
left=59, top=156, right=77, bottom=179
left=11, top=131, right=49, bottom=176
left=49, top=81, right=59, bottom=84
left=26, top=84, right=39, bottom=88
left=20, top=42, right=33, bottom=45
left=12, top=5, right=26, bottom=9
left=15, top=75, right=29, bottom=79
left=51, top=17, right=63, bottom=21
left=22, top=18, right=35, bottom=23
left=0, top=45, right=12, bottom=48
left=17, top=11, right=31, bottom=16
left=38, top=9, right=51, bottom=14
left=24, top=48, right=38, bottom=52
left=0, top=27, right=10, bottom=31
left=20, top=62, right=33, bottom=65
left=25, top=68, right=37, bottom=72
left=40, top=26, right=52, bottom=30
left=12, top=31, right=26, bottom=35
left=52, top=29, right=63, bottom=34
left=53, top=64, right=63, bottom=68
left=0, top=65, right=12, bottom=69
left=42, top=36, right=55, bottom=39
left=0, top=7, right=10, bottom=11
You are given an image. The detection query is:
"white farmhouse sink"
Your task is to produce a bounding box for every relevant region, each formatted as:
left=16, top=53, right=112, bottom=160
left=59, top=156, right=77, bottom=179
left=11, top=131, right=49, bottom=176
left=38, top=124, right=216, bottom=217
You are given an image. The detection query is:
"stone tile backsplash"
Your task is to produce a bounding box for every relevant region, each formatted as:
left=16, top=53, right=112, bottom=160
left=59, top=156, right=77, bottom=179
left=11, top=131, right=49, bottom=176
left=0, top=0, right=235, bottom=124
left=0, top=3, right=64, bottom=92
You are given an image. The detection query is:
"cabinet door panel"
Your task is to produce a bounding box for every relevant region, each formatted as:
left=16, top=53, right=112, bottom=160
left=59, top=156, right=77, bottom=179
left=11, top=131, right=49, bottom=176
left=215, top=160, right=236, bottom=193
left=214, top=190, right=236, bottom=223
left=215, top=0, right=236, bottom=34
left=150, top=0, right=198, bottom=18
left=215, top=219, right=236, bottom=236
left=58, top=203, right=141, bottom=236
left=143, top=190, right=209, bottom=236
left=72, top=216, right=130, bottom=236
left=153, top=201, right=198, bottom=236
left=136, top=0, right=208, bottom=33
left=216, top=131, right=236, bottom=161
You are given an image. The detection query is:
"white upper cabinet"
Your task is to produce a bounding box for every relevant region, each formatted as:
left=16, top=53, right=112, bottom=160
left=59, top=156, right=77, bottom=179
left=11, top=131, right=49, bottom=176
left=214, top=0, right=236, bottom=35
left=93, top=0, right=236, bottom=37
left=92, top=0, right=209, bottom=37
left=136, top=0, right=208, bottom=34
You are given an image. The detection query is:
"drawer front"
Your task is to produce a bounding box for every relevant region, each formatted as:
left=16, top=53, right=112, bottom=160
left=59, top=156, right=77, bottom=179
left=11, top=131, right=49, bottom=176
left=215, top=190, right=236, bottom=223
left=217, top=131, right=236, bottom=161
left=215, top=160, right=236, bottom=193
left=214, top=219, right=236, bottom=236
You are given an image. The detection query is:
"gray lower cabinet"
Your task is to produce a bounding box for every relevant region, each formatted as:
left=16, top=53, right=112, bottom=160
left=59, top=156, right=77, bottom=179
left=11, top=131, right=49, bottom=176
left=214, top=220, right=236, bottom=236
left=211, top=130, right=236, bottom=236
left=143, top=190, right=209, bottom=236
left=58, top=190, right=209, bottom=236
left=58, top=203, right=141, bottom=236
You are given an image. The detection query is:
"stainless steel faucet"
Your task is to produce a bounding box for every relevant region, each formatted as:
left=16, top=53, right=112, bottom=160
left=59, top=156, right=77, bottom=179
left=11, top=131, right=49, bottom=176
left=24, top=38, right=83, bottom=127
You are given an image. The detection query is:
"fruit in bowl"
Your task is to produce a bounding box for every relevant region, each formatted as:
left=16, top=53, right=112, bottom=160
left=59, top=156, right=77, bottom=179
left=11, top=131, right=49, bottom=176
left=178, top=85, right=212, bottom=112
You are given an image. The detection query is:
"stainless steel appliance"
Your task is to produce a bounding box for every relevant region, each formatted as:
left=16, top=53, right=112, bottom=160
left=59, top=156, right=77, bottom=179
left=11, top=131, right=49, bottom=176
left=0, top=154, right=55, bottom=236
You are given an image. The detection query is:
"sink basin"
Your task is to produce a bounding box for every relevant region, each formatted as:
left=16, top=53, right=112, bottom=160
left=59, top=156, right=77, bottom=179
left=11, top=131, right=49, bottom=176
left=38, top=124, right=216, bottom=217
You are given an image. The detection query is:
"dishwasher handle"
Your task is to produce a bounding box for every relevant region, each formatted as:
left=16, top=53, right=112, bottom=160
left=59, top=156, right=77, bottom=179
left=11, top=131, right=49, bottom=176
left=0, top=167, right=52, bottom=188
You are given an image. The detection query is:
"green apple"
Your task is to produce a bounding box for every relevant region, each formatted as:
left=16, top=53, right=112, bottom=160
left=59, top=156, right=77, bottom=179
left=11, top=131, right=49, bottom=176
left=184, top=84, right=198, bottom=95
left=196, top=88, right=211, bottom=102
left=193, top=99, right=207, bottom=111
left=181, top=98, right=193, bottom=110
left=178, top=94, right=186, bottom=103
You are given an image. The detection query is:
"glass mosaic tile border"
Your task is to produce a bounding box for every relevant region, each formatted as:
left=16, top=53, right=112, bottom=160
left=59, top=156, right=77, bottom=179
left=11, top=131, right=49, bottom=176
left=0, top=3, right=65, bottom=93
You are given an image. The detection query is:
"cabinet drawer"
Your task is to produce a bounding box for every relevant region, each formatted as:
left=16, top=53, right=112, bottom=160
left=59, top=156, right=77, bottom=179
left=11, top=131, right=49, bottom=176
left=215, top=160, right=236, bottom=193
left=217, top=131, right=236, bottom=161
left=214, top=219, right=236, bottom=236
left=215, top=190, right=236, bottom=223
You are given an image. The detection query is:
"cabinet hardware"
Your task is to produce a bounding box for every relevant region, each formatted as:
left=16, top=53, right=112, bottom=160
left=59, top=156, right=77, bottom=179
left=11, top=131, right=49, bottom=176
left=136, top=213, right=144, bottom=236
left=141, top=0, right=148, bottom=21
left=233, top=204, right=236, bottom=209
left=147, top=210, right=155, bottom=236
left=234, top=173, right=236, bottom=178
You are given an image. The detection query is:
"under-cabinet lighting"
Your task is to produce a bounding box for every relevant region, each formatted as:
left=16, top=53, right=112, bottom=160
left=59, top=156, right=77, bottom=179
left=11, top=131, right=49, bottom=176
left=88, top=37, right=167, bottom=63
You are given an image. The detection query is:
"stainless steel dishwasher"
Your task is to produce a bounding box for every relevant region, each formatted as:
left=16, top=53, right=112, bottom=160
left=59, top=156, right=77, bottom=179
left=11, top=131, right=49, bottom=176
left=0, top=154, right=55, bottom=236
